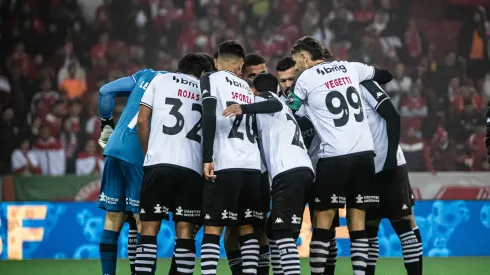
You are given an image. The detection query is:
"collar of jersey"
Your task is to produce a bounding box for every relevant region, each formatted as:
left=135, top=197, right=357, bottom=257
left=221, top=69, right=238, bottom=77
left=176, top=72, right=199, bottom=80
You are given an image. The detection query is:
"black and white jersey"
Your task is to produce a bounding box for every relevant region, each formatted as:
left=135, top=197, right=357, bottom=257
left=292, top=61, right=375, bottom=158
left=201, top=70, right=261, bottom=172
left=255, top=92, right=313, bottom=179
left=140, top=73, right=203, bottom=174
left=359, top=81, right=406, bottom=173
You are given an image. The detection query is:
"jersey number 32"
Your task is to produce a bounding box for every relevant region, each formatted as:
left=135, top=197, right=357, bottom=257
left=161, top=97, right=202, bottom=143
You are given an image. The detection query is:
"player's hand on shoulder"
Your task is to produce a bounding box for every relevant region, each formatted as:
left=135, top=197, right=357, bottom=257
left=222, top=104, right=243, bottom=118
left=98, top=125, right=114, bottom=149
left=203, top=162, right=217, bottom=182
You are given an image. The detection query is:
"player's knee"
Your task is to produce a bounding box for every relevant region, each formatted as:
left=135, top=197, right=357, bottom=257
left=313, top=209, right=336, bottom=229
left=366, top=218, right=381, bottom=228
left=140, top=221, right=161, bottom=236
left=239, top=224, right=254, bottom=236
left=104, top=211, right=127, bottom=232
left=346, top=208, right=366, bottom=231
left=175, top=222, right=194, bottom=239
left=224, top=227, right=241, bottom=251
left=254, top=226, right=269, bottom=246
left=204, top=225, right=224, bottom=236
left=132, top=214, right=142, bottom=232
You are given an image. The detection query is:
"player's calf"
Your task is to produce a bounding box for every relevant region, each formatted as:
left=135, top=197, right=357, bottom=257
left=100, top=211, right=127, bottom=275
left=310, top=209, right=336, bottom=275
left=225, top=227, right=243, bottom=275
left=391, top=215, right=422, bottom=275
left=255, top=226, right=271, bottom=275
left=365, top=218, right=381, bottom=275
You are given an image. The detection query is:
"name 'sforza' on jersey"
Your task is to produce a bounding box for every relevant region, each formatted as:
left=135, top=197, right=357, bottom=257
left=140, top=72, right=204, bottom=175
left=201, top=71, right=261, bottom=172
left=290, top=61, right=377, bottom=158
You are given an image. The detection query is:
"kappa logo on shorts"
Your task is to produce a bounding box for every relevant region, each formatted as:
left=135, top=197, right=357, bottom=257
left=314, top=197, right=321, bottom=203
left=205, top=214, right=211, bottom=220
left=291, top=215, right=301, bottom=224
left=275, top=218, right=284, bottom=224
left=402, top=204, right=409, bottom=210
left=245, top=209, right=252, bottom=218
left=140, top=209, right=146, bottom=214
left=356, top=194, right=379, bottom=204
left=376, top=92, right=383, bottom=99
left=176, top=206, right=184, bottom=216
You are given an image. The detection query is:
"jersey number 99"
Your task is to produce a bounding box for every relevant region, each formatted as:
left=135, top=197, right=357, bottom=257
left=325, top=86, right=363, bottom=127
left=162, top=97, right=202, bottom=143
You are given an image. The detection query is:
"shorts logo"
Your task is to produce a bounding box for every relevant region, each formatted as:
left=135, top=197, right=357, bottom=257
left=291, top=215, right=301, bottom=224
left=176, top=206, right=184, bottom=216
left=356, top=194, right=364, bottom=203
left=245, top=209, right=252, bottom=218
left=275, top=218, right=284, bottom=224
left=331, top=194, right=338, bottom=203
left=99, top=192, right=107, bottom=202
left=222, top=210, right=228, bottom=219
left=314, top=197, right=321, bottom=203
left=140, top=209, right=146, bottom=214
left=356, top=194, right=379, bottom=204
left=376, top=92, right=383, bottom=99
left=402, top=204, right=408, bottom=210
left=99, top=192, right=118, bottom=205
left=205, top=214, right=211, bottom=220
left=154, top=204, right=169, bottom=214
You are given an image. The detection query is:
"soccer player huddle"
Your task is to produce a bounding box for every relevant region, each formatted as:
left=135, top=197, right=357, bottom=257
left=96, top=36, right=424, bottom=275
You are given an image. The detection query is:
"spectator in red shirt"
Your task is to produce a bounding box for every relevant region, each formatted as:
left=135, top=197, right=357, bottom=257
left=425, top=127, right=458, bottom=172
left=33, top=125, right=66, bottom=175
left=400, top=84, right=428, bottom=138
left=468, top=124, right=488, bottom=171
left=11, top=138, right=42, bottom=175
left=452, top=85, right=484, bottom=114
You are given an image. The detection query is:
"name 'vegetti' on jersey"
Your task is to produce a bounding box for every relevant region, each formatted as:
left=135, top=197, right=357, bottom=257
left=201, top=70, right=261, bottom=172
left=292, top=61, right=375, bottom=158
left=140, top=72, right=203, bottom=175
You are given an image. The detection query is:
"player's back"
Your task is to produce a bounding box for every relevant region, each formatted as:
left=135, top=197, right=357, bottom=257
left=203, top=70, right=261, bottom=171
left=104, top=69, right=164, bottom=167
left=296, top=60, right=374, bottom=158
left=256, top=92, right=312, bottom=179
left=359, top=81, right=406, bottom=173
left=142, top=72, right=203, bottom=175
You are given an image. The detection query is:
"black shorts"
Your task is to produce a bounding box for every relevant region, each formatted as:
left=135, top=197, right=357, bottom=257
left=310, top=153, right=379, bottom=211
left=366, top=166, right=413, bottom=221
left=268, top=168, right=313, bottom=233
left=140, top=165, right=203, bottom=223
left=202, top=170, right=263, bottom=226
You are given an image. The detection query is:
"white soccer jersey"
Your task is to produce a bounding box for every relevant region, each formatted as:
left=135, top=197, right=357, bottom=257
left=292, top=61, right=375, bottom=158
left=201, top=70, right=261, bottom=171
left=359, top=82, right=407, bottom=173
left=255, top=92, right=313, bottom=179
left=140, top=73, right=203, bottom=174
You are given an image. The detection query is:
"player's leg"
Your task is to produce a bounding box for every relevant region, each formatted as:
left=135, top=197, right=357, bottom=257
left=365, top=214, right=381, bottom=275
left=224, top=227, right=243, bottom=275
left=170, top=169, right=204, bottom=275
left=270, top=169, right=313, bottom=275
left=256, top=171, right=272, bottom=275
left=127, top=214, right=139, bottom=275
left=408, top=185, right=423, bottom=275
left=309, top=158, right=348, bottom=275
left=325, top=211, right=340, bottom=275
left=135, top=166, right=170, bottom=275
left=347, top=154, right=379, bottom=275
left=98, top=156, right=127, bottom=275
left=238, top=171, right=265, bottom=275
left=201, top=171, right=240, bottom=275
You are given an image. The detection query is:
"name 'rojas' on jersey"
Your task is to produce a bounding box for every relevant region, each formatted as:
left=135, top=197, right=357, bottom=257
left=255, top=92, right=313, bottom=179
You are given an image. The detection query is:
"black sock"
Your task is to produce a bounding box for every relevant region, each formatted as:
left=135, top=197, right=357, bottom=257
left=128, top=218, right=138, bottom=275
left=201, top=234, right=221, bottom=275
left=365, top=226, right=379, bottom=275
left=258, top=245, right=270, bottom=275
left=325, top=229, right=337, bottom=275
left=392, top=220, right=420, bottom=275
left=350, top=230, right=369, bottom=275
left=100, top=230, right=119, bottom=275
left=168, top=256, right=177, bottom=275
left=174, top=239, right=196, bottom=274
left=239, top=234, right=260, bottom=275
left=269, top=239, right=284, bottom=275
left=226, top=249, right=243, bottom=275
left=413, top=226, right=423, bottom=275
left=309, top=228, right=330, bottom=275
left=274, top=231, right=300, bottom=275
left=135, top=235, right=158, bottom=275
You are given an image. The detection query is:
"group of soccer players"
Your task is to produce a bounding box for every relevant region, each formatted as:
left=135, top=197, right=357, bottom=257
left=96, top=35, right=424, bottom=275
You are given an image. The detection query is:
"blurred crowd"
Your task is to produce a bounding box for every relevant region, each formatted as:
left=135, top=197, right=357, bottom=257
left=0, top=0, right=489, bottom=176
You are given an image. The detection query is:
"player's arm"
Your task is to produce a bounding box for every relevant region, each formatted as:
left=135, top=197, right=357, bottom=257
left=222, top=93, right=282, bottom=117
left=137, top=78, right=157, bottom=155
left=351, top=62, right=393, bottom=85
left=201, top=74, right=217, bottom=164
left=286, top=77, right=307, bottom=111
left=361, top=80, right=400, bottom=170
left=98, top=76, right=136, bottom=127
left=295, top=115, right=316, bottom=149
left=486, top=100, right=490, bottom=164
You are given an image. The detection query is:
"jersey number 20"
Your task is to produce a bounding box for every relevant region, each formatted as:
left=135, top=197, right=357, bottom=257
left=325, top=86, right=364, bottom=127
left=226, top=101, right=254, bottom=143
left=162, top=97, right=202, bottom=143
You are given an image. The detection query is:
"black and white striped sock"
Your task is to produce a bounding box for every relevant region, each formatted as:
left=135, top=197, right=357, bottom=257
left=365, top=226, right=379, bottom=275
left=239, top=233, right=260, bottom=275
left=276, top=237, right=300, bottom=275
left=128, top=227, right=138, bottom=274
left=393, top=220, right=420, bottom=275
left=201, top=234, right=221, bottom=275
left=350, top=230, right=369, bottom=275
left=309, top=228, right=330, bottom=275
left=269, top=239, right=284, bottom=275
left=226, top=249, right=243, bottom=275
left=258, top=245, right=270, bottom=275
left=325, top=229, right=338, bottom=275
left=135, top=235, right=157, bottom=274
left=413, top=226, right=423, bottom=275
left=174, top=239, right=196, bottom=274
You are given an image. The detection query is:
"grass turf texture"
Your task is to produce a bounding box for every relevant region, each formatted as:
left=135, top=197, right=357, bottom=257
left=1, top=257, right=489, bottom=275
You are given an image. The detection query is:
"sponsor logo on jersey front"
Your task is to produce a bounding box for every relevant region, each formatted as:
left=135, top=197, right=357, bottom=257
left=154, top=204, right=169, bottom=214
left=316, top=64, right=348, bottom=75
left=225, top=76, right=252, bottom=94
left=173, top=75, right=198, bottom=88
left=356, top=194, right=379, bottom=204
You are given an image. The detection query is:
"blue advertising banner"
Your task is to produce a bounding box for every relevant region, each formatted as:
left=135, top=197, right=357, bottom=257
left=1, top=201, right=490, bottom=260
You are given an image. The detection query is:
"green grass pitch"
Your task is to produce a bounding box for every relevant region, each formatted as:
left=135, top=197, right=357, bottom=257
left=2, top=257, right=490, bottom=275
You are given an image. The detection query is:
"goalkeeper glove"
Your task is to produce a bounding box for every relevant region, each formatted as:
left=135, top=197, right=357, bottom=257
left=98, top=118, right=115, bottom=149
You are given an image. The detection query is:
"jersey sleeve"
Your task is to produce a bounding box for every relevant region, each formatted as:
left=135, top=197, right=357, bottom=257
left=131, top=69, right=150, bottom=82
left=350, top=62, right=375, bottom=82
left=241, top=92, right=282, bottom=114
left=98, top=76, right=136, bottom=119
left=360, top=80, right=390, bottom=110
left=140, top=75, right=158, bottom=109
left=286, top=76, right=307, bottom=111
left=200, top=73, right=217, bottom=163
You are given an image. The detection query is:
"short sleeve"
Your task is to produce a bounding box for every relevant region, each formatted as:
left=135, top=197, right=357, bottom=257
left=140, top=76, right=157, bottom=109
left=132, top=69, right=149, bottom=82
left=360, top=81, right=389, bottom=110
left=200, top=73, right=217, bottom=100
left=291, top=75, right=308, bottom=101
left=350, top=62, right=375, bottom=82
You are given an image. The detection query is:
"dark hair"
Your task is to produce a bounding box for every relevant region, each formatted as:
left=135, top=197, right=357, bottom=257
left=243, top=53, right=266, bottom=68
left=253, top=73, right=279, bottom=93
left=197, top=52, right=217, bottom=71
left=213, top=51, right=218, bottom=59
left=218, top=40, right=245, bottom=60
left=178, top=54, right=213, bottom=78
left=291, top=36, right=331, bottom=61
left=276, top=56, right=296, bottom=72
